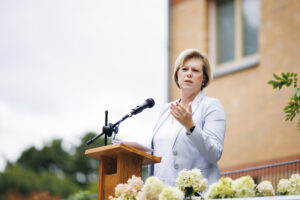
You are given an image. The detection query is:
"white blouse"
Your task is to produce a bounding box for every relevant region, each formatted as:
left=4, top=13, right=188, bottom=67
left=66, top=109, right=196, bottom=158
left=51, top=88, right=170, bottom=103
left=153, top=114, right=181, bottom=186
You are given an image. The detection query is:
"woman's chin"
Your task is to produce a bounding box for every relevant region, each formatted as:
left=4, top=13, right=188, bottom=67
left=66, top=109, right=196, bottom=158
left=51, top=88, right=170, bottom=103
left=181, top=84, right=193, bottom=88
left=181, top=88, right=200, bottom=94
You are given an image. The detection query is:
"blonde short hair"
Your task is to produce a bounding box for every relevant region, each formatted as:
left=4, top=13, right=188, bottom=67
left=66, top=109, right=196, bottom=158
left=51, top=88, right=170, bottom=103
left=173, top=49, right=212, bottom=90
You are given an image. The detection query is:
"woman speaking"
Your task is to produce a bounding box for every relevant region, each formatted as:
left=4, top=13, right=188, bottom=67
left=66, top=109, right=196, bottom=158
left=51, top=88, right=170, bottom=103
left=149, top=49, right=226, bottom=187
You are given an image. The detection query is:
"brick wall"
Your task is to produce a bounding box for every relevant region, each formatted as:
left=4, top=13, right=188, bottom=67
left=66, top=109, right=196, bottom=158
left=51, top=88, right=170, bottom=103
left=170, top=0, right=300, bottom=170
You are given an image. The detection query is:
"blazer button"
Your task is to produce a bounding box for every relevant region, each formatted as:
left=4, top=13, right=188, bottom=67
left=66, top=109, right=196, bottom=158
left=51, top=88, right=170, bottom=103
left=174, top=164, right=179, bottom=169
left=173, top=151, right=178, bottom=156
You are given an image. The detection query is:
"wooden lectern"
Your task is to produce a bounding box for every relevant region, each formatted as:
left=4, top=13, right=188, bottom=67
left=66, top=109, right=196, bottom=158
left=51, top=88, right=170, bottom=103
left=85, top=143, right=161, bottom=200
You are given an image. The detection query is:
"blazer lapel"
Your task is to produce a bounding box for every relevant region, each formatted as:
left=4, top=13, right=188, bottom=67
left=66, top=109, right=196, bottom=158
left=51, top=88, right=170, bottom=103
left=191, top=91, right=204, bottom=115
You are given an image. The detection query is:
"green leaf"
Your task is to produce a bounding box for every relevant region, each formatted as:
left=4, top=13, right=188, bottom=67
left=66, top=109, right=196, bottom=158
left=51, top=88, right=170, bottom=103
left=268, top=80, right=278, bottom=89
left=284, top=107, right=289, bottom=111
left=273, top=73, right=282, bottom=81
left=268, top=80, right=276, bottom=85
left=269, top=72, right=299, bottom=131
left=282, top=72, right=287, bottom=80
left=296, top=90, right=300, bottom=98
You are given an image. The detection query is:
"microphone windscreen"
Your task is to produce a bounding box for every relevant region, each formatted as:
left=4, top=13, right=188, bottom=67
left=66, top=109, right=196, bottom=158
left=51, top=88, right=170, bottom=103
left=146, top=98, right=155, bottom=108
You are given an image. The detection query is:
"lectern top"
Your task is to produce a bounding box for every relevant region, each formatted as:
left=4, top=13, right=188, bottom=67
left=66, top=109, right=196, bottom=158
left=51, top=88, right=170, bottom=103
left=85, top=143, right=161, bottom=165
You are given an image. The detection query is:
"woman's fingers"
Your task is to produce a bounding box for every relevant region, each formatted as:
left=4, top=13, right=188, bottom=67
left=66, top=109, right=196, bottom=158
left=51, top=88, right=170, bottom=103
left=170, top=110, right=179, bottom=119
left=170, top=102, right=194, bottom=130
left=188, top=102, right=192, bottom=113
left=170, top=104, right=181, bottom=117
left=171, top=103, right=185, bottom=115
left=170, top=102, right=189, bottom=120
left=175, top=102, right=186, bottom=113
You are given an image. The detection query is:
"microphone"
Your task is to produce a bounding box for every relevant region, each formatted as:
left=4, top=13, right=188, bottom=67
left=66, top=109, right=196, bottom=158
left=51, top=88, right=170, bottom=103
left=128, top=98, right=155, bottom=117
left=87, top=98, right=155, bottom=145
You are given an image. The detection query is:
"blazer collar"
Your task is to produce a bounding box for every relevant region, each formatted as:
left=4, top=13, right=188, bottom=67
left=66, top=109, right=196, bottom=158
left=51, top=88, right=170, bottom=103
left=191, top=91, right=204, bottom=115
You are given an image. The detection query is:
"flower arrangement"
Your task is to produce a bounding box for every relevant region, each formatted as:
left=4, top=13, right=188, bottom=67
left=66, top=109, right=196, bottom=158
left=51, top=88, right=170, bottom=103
left=110, top=169, right=206, bottom=200
left=205, top=177, right=235, bottom=199
left=175, top=168, right=207, bottom=198
left=232, top=175, right=256, bottom=198
left=110, top=173, right=300, bottom=199
left=109, top=175, right=143, bottom=200
left=205, top=174, right=300, bottom=199
left=277, top=174, right=300, bottom=195
left=256, top=180, right=275, bottom=196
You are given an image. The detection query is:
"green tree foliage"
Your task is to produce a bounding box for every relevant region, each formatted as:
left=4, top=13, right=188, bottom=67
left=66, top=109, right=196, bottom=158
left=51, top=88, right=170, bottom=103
left=66, top=190, right=97, bottom=200
left=0, top=164, right=78, bottom=197
left=17, top=139, right=72, bottom=174
left=0, top=132, right=111, bottom=199
left=268, top=72, right=300, bottom=131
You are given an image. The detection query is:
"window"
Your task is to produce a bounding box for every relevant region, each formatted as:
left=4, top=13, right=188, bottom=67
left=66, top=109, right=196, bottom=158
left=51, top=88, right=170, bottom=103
left=209, top=0, right=260, bottom=77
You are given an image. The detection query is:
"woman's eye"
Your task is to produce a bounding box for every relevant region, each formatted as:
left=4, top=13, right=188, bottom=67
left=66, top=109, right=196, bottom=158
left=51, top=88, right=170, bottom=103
left=181, top=68, right=187, bottom=71
left=193, top=69, right=199, bottom=72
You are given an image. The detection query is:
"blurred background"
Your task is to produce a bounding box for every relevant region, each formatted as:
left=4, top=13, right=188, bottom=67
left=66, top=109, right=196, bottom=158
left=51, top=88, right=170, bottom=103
left=0, top=0, right=300, bottom=199
left=0, top=0, right=168, bottom=199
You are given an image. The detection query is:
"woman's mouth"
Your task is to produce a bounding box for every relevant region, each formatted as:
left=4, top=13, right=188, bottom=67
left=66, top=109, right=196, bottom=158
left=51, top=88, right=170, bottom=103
left=184, top=80, right=193, bottom=83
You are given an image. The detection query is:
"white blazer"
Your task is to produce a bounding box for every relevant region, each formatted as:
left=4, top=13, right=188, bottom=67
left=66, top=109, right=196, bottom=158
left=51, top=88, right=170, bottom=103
left=149, top=92, right=226, bottom=187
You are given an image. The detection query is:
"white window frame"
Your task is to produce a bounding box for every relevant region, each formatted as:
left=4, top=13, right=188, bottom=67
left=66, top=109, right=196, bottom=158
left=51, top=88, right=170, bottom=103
left=209, top=0, right=259, bottom=77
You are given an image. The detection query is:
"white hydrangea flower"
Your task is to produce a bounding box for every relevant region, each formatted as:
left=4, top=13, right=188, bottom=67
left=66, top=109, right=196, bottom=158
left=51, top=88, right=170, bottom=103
left=277, top=178, right=290, bottom=195
left=113, top=175, right=144, bottom=199
left=288, top=174, right=300, bottom=195
left=136, top=190, right=147, bottom=200
left=115, top=183, right=130, bottom=198
left=127, top=175, right=144, bottom=196
left=256, top=180, right=275, bottom=196
left=277, top=174, right=300, bottom=195
left=158, top=187, right=184, bottom=200
left=176, top=168, right=207, bottom=196
left=205, top=177, right=235, bottom=199
left=232, top=175, right=256, bottom=198
left=137, top=176, right=166, bottom=200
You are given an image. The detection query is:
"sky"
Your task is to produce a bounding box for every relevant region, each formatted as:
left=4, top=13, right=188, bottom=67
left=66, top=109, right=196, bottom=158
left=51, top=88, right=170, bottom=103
left=0, top=0, right=168, bottom=171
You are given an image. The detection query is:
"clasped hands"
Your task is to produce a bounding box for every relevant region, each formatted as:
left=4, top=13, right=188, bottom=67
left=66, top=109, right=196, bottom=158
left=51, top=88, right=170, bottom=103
left=170, top=101, right=195, bottom=132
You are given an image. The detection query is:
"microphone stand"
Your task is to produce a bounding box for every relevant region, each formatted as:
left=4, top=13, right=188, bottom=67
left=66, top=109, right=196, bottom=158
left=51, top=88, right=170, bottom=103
left=86, top=110, right=131, bottom=146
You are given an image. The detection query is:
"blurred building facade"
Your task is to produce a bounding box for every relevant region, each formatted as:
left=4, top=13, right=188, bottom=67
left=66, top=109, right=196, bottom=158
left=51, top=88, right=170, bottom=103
left=169, top=0, right=300, bottom=172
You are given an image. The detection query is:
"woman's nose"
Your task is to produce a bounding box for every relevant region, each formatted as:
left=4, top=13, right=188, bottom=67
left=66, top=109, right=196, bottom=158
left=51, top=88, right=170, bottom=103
left=187, top=69, right=192, bottom=77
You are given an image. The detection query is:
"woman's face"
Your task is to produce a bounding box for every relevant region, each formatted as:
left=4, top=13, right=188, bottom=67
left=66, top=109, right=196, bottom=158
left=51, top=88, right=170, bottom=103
left=177, top=57, right=204, bottom=94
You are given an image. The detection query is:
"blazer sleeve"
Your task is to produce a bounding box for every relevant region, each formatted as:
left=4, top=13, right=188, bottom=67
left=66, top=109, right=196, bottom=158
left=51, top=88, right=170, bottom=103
left=187, top=98, right=226, bottom=164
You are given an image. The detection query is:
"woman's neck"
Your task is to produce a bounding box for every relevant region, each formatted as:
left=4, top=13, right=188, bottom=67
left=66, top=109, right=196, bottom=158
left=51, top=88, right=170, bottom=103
left=180, top=90, right=201, bottom=107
